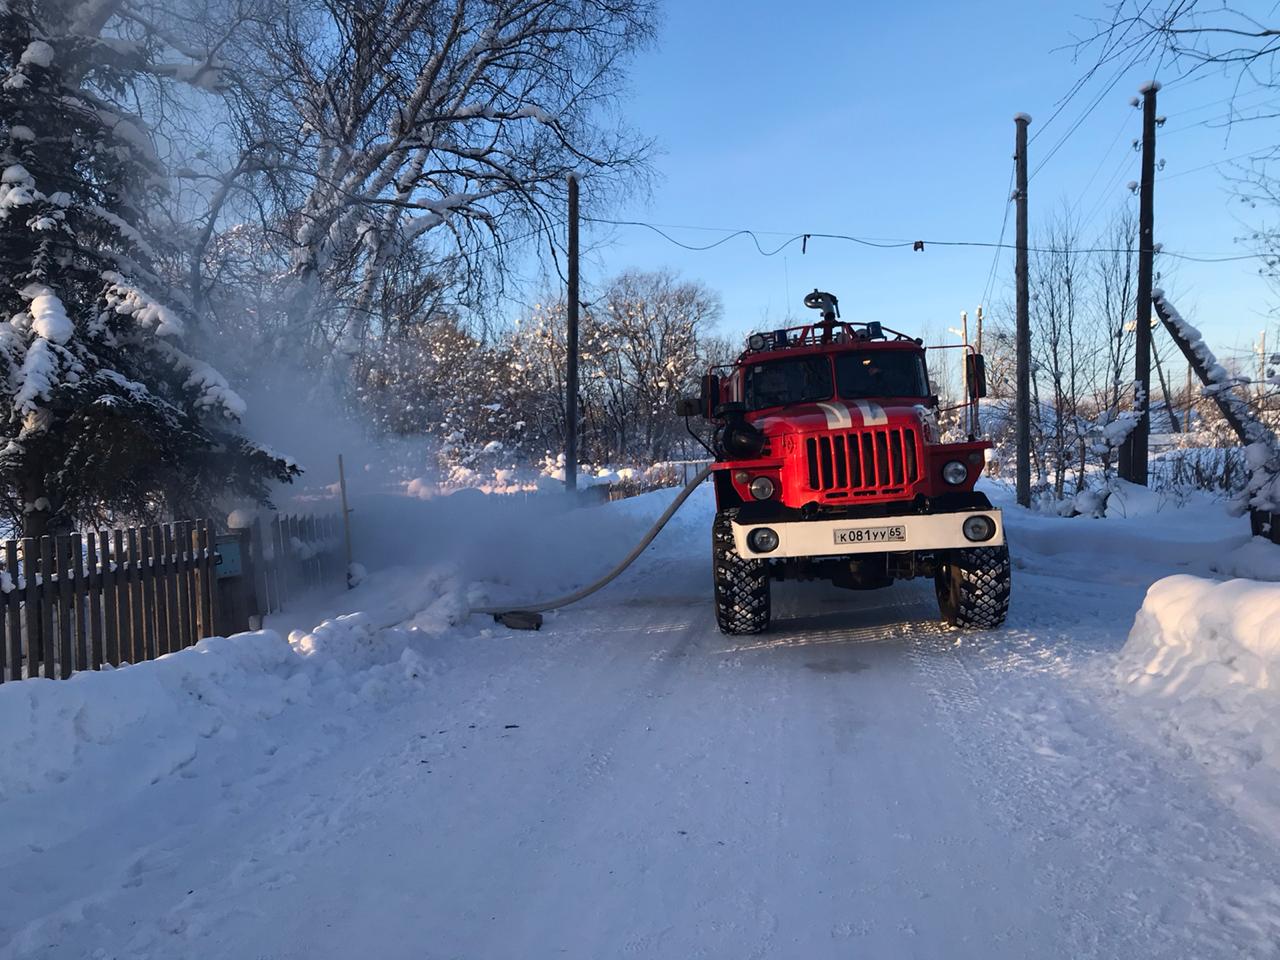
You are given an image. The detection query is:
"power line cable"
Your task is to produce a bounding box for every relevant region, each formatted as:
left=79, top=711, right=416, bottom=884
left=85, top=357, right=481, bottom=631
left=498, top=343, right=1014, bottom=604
left=980, top=161, right=1016, bottom=310
left=1078, top=146, right=1138, bottom=235
left=1028, top=0, right=1157, bottom=146
left=1029, top=41, right=1152, bottom=183
left=1160, top=100, right=1280, bottom=137
left=1069, top=110, right=1136, bottom=224
left=1159, top=146, right=1272, bottom=181
left=1162, top=84, right=1280, bottom=120
left=587, top=216, right=1271, bottom=264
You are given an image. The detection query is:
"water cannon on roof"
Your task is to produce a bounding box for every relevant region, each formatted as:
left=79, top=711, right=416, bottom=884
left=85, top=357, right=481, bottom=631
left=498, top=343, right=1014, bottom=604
left=804, top=289, right=842, bottom=344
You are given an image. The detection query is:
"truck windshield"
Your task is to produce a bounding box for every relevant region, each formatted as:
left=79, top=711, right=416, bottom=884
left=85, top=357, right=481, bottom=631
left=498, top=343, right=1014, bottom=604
left=744, top=356, right=833, bottom=410
left=835, top=350, right=928, bottom=399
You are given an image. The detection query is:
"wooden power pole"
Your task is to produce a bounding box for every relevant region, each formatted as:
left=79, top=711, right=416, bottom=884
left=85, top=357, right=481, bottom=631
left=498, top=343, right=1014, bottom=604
left=1014, top=113, right=1031, bottom=508
left=565, top=173, right=580, bottom=493
left=1121, top=81, right=1158, bottom=485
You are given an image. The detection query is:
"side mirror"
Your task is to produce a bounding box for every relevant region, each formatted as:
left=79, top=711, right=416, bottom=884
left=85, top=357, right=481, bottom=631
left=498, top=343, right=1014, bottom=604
left=700, top=373, right=721, bottom=418
left=966, top=354, right=988, bottom=399
left=676, top=373, right=722, bottom=419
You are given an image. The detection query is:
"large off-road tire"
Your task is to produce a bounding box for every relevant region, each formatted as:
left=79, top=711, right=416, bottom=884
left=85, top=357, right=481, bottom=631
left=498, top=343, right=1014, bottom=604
left=712, top=511, right=771, bottom=635
left=935, top=544, right=1011, bottom=629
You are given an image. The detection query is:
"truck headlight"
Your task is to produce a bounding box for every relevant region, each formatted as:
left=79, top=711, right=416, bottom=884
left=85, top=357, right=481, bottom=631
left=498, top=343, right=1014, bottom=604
left=747, top=527, right=779, bottom=553
left=962, top=515, right=996, bottom=542
left=748, top=476, right=775, bottom=500
left=942, top=460, right=968, bottom=485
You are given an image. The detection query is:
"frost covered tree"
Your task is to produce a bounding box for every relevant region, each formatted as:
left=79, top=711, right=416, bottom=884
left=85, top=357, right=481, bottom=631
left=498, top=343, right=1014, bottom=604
left=0, top=0, right=296, bottom=537
left=209, top=0, right=658, bottom=368
left=591, top=271, right=720, bottom=462
left=353, top=270, right=725, bottom=474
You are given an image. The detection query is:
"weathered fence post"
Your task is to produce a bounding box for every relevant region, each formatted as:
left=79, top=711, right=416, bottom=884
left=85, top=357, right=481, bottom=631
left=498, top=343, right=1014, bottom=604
left=70, top=533, right=87, bottom=673
left=86, top=534, right=103, bottom=670
left=6, top=541, right=20, bottom=681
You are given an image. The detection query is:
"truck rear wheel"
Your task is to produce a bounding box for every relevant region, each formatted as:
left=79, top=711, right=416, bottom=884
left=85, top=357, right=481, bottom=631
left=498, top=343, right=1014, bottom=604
left=935, top=545, right=1011, bottom=629
left=712, top=511, right=771, bottom=635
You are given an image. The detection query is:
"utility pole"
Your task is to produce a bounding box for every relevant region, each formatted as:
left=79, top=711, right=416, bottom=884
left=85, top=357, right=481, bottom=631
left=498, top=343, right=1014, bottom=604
left=1121, top=81, right=1158, bottom=485
left=975, top=304, right=984, bottom=355
left=1014, top=113, right=1031, bottom=508
left=565, top=173, right=579, bottom=493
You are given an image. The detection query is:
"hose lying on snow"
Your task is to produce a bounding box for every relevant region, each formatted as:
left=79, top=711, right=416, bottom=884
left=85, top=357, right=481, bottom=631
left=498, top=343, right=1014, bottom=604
left=474, top=464, right=713, bottom=630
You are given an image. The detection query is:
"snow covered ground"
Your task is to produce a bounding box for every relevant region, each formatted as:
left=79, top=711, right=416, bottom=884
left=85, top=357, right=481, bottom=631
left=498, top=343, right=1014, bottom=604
left=3, top=481, right=1280, bottom=959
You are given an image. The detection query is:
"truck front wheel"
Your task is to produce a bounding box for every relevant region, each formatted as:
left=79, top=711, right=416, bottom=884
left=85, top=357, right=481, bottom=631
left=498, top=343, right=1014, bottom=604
left=712, top=511, right=771, bottom=635
left=935, top=545, right=1011, bottom=629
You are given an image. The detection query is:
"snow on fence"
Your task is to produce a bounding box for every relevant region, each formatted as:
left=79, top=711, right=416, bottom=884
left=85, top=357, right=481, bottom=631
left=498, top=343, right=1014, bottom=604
left=602, top=460, right=712, bottom=501
left=235, top=513, right=347, bottom=621
left=0, top=520, right=217, bottom=683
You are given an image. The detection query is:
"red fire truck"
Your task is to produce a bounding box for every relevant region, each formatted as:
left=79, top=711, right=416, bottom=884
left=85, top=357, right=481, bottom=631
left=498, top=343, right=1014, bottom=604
left=679, top=291, right=1011, bottom=635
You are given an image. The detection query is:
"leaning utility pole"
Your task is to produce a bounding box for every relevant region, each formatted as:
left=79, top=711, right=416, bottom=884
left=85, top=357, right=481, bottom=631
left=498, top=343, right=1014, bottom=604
left=565, top=173, right=580, bottom=493
left=1121, top=81, right=1158, bottom=485
left=1014, top=113, right=1031, bottom=508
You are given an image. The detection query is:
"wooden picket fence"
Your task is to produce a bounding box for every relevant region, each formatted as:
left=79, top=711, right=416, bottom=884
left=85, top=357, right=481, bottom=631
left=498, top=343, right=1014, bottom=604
left=0, top=520, right=217, bottom=683
left=240, top=513, right=346, bottom=618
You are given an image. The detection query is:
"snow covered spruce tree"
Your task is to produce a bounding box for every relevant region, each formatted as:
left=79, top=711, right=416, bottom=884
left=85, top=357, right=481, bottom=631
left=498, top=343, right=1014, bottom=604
left=0, top=1, right=297, bottom=538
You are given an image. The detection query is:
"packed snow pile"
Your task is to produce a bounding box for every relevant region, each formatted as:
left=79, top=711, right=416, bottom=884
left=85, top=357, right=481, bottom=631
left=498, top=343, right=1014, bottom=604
left=1211, top=537, right=1280, bottom=582
left=1118, top=575, right=1280, bottom=823
left=0, top=609, right=446, bottom=813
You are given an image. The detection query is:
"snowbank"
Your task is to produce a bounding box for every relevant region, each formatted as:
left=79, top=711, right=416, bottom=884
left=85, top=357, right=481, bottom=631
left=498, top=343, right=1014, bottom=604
left=0, top=610, right=442, bottom=817
left=1211, top=537, right=1280, bottom=582
left=1118, top=575, right=1280, bottom=825
left=0, top=483, right=696, bottom=839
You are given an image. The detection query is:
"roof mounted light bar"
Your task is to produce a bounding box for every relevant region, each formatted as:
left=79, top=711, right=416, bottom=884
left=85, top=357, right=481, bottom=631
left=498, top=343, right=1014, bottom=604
left=743, top=319, right=904, bottom=353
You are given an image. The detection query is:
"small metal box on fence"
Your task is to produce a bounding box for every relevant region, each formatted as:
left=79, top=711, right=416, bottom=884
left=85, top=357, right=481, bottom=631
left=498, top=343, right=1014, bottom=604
left=0, top=520, right=217, bottom=683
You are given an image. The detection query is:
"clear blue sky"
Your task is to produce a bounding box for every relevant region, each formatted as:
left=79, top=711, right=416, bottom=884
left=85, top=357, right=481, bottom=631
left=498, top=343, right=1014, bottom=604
left=564, top=0, right=1277, bottom=360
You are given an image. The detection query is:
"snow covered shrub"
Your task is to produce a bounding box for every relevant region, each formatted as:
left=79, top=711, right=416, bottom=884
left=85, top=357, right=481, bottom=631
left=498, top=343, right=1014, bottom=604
left=0, top=1, right=296, bottom=536
left=1155, top=292, right=1280, bottom=516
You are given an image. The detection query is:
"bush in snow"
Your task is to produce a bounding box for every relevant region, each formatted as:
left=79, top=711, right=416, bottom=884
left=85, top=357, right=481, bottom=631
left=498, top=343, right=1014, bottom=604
left=0, top=1, right=297, bottom=536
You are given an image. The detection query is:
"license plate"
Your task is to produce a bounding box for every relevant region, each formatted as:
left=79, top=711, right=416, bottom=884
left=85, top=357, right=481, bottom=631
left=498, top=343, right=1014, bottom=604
left=833, top=524, right=906, bottom=546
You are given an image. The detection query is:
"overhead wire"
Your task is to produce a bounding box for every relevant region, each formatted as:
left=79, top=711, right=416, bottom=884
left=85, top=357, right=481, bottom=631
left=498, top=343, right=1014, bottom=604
left=979, top=160, right=1016, bottom=311
left=586, top=216, right=1269, bottom=264
left=1077, top=144, right=1139, bottom=235
left=1028, top=37, right=1154, bottom=183
left=1159, top=146, right=1274, bottom=181
left=1027, top=0, right=1157, bottom=147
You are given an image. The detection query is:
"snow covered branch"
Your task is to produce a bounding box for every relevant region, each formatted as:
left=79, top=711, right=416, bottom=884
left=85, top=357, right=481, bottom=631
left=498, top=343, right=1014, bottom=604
left=1154, top=290, right=1280, bottom=514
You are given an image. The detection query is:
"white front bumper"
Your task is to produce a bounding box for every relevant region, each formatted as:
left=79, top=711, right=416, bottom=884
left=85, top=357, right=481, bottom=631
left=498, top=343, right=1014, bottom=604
left=732, top=509, right=1004, bottom=559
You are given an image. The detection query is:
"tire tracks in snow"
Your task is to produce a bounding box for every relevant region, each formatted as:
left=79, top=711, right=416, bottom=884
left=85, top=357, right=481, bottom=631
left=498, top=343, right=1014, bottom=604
left=905, top=575, right=1280, bottom=959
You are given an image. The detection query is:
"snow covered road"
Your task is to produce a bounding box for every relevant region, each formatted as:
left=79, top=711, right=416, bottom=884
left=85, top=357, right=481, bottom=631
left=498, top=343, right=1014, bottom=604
left=4, top=486, right=1280, bottom=959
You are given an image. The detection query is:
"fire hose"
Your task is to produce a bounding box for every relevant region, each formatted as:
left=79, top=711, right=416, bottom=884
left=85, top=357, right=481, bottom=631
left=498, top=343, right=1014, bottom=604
left=474, top=464, right=714, bottom=630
